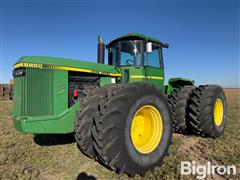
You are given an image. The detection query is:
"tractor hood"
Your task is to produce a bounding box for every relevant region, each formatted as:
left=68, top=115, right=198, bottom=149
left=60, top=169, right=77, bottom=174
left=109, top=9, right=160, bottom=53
left=14, top=56, right=121, bottom=77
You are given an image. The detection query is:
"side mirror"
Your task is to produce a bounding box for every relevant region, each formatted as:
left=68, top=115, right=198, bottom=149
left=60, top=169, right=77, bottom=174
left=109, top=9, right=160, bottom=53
left=146, top=42, right=152, bottom=53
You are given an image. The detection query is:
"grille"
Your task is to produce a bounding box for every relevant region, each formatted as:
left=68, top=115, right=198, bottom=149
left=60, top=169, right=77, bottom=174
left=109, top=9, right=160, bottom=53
left=14, top=68, right=53, bottom=117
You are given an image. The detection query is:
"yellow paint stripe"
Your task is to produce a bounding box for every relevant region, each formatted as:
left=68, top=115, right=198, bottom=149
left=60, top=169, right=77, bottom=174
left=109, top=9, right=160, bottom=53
left=110, top=73, right=121, bottom=77
left=131, top=75, right=163, bottom=80
left=58, top=66, right=92, bottom=73
left=147, top=76, right=163, bottom=80
left=131, top=75, right=146, bottom=79
left=14, top=63, right=24, bottom=69
left=13, top=63, right=121, bottom=77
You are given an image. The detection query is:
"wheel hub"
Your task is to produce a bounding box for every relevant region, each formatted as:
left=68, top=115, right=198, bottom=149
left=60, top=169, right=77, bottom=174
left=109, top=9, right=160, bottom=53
left=131, top=105, right=163, bottom=154
left=214, top=98, right=224, bottom=126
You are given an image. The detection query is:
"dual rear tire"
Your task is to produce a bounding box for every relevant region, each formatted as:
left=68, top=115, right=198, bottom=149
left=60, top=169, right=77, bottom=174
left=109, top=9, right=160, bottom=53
left=168, top=85, right=227, bottom=138
left=188, top=85, right=227, bottom=138
left=168, top=86, right=195, bottom=133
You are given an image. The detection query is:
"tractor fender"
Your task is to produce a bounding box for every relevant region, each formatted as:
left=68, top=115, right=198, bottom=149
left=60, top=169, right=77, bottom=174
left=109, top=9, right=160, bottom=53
left=165, top=78, right=195, bottom=95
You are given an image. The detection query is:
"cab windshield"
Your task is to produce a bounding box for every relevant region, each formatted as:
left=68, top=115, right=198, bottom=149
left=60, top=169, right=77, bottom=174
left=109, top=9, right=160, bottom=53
left=112, top=40, right=143, bottom=66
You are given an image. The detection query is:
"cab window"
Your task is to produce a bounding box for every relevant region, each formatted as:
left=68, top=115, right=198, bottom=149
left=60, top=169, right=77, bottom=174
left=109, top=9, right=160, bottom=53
left=144, top=44, right=162, bottom=68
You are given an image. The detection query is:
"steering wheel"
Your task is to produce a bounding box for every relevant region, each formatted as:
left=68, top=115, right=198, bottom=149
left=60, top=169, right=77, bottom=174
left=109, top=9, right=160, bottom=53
left=126, top=59, right=134, bottom=65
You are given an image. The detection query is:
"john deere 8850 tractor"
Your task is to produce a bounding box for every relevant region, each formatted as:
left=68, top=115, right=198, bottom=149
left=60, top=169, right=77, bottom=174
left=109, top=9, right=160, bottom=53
left=11, top=33, right=227, bottom=176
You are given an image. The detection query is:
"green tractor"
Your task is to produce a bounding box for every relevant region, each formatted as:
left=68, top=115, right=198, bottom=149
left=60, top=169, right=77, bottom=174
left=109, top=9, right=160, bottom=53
left=11, top=33, right=227, bottom=177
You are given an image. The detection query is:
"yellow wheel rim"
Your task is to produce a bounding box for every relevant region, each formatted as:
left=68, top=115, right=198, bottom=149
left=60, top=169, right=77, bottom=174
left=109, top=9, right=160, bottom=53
left=214, top=98, right=224, bottom=126
left=131, top=105, right=163, bottom=154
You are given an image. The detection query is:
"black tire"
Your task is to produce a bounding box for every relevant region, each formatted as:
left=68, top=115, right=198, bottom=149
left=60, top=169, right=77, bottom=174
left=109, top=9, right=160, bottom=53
left=74, top=85, right=120, bottom=159
left=168, top=86, right=195, bottom=133
left=188, top=85, right=227, bottom=138
left=91, top=83, right=172, bottom=177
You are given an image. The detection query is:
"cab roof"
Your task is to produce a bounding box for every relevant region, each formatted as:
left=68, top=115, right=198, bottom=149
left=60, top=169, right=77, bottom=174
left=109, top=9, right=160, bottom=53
left=107, top=33, right=169, bottom=48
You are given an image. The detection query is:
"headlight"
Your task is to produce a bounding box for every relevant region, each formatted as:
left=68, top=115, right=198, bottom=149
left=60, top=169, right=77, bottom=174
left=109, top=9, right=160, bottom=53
left=13, top=68, right=26, bottom=77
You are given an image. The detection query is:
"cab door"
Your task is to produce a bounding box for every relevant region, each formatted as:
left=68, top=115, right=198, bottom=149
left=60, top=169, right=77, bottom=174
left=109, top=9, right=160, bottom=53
left=114, top=40, right=146, bottom=84
left=144, top=44, right=165, bottom=91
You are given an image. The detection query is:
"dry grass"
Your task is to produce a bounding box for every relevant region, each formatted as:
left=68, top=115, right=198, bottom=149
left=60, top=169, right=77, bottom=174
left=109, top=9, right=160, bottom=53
left=0, top=89, right=239, bottom=179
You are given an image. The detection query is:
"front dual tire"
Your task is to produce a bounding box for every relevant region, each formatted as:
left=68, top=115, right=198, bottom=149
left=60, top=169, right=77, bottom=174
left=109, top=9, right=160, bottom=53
left=75, top=83, right=172, bottom=177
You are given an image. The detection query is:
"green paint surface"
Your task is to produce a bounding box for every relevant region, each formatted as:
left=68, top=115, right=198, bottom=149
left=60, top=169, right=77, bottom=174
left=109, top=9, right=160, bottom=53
left=16, top=56, right=119, bottom=75
left=166, top=78, right=194, bottom=95
left=13, top=103, right=80, bottom=134
left=100, top=77, right=113, bottom=87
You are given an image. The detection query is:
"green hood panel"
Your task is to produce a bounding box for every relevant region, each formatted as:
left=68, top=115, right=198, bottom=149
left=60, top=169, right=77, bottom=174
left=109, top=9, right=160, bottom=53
left=15, top=56, right=120, bottom=76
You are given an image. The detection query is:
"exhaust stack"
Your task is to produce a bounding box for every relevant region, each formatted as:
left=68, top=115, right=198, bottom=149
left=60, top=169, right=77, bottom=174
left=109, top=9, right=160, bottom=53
left=97, top=35, right=105, bottom=64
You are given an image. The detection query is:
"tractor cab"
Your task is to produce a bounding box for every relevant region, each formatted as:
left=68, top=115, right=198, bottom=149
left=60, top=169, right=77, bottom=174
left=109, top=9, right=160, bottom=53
left=100, top=33, right=169, bottom=91
left=106, top=33, right=169, bottom=67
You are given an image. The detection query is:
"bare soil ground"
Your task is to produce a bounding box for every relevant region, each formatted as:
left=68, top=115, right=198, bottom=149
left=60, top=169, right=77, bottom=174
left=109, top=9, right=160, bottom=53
left=0, top=89, right=239, bottom=179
